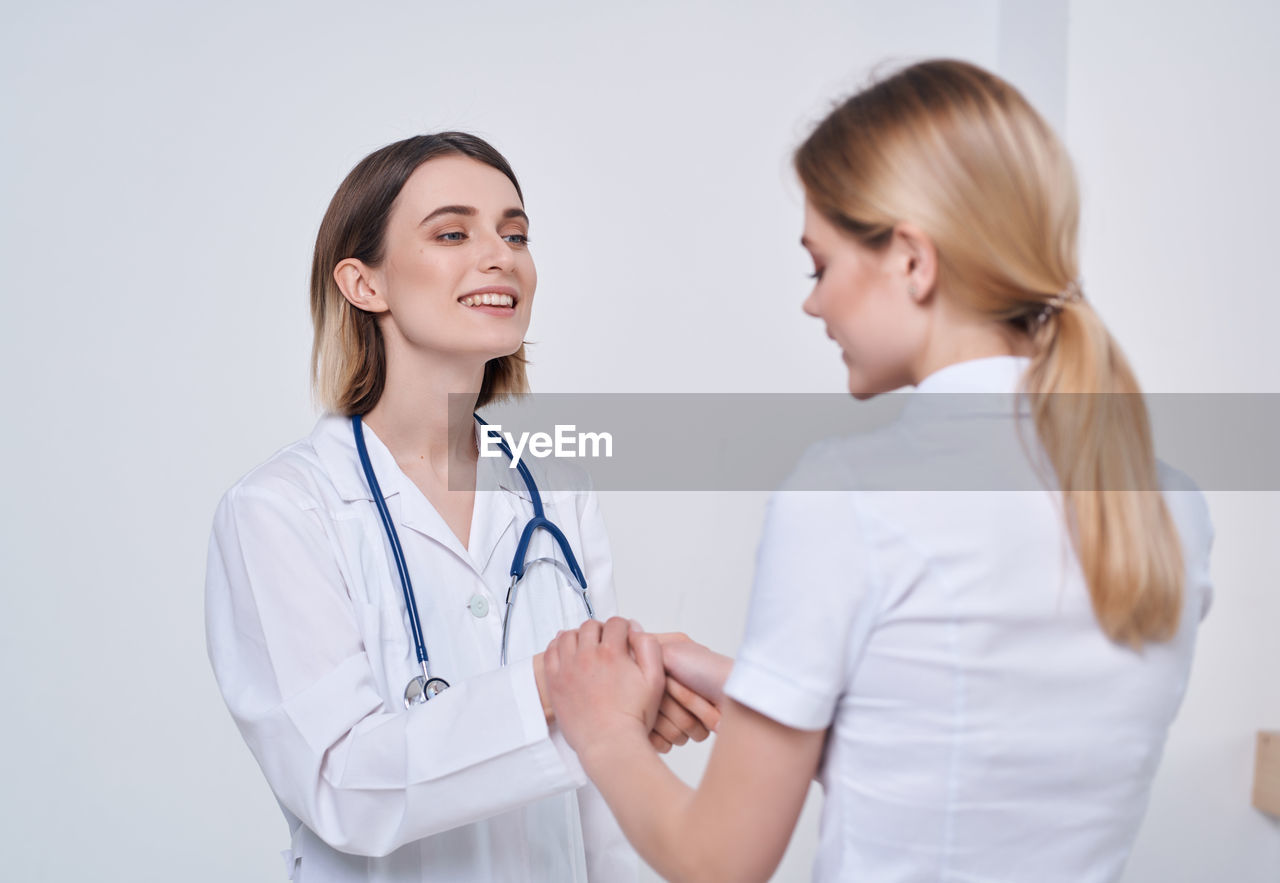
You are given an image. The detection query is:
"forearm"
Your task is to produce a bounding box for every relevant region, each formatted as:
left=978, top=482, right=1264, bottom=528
left=545, top=619, right=822, bottom=882
left=574, top=701, right=822, bottom=883
left=577, top=733, right=711, bottom=883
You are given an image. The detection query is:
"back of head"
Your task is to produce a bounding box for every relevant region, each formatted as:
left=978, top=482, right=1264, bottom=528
left=796, top=59, right=1184, bottom=647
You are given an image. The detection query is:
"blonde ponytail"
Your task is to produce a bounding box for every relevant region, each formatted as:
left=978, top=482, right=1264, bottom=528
left=795, top=59, right=1184, bottom=646
left=1025, top=296, right=1183, bottom=645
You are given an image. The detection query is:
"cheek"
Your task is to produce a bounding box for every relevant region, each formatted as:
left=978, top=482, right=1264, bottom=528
left=521, top=256, right=538, bottom=297
left=824, top=284, right=918, bottom=390
left=818, top=277, right=878, bottom=344
left=384, top=248, right=454, bottom=298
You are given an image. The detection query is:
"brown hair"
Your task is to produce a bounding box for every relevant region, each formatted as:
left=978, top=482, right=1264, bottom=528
left=795, top=59, right=1183, bottom=647
left=310, top=132, right=529, bottom=415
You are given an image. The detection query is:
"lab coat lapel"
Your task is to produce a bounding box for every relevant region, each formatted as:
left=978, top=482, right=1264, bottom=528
left=341, top=415, right=475, bottom=567
left=316, top=411, right=520, bottom=574
left=395, top=483, right=475, bottom=565
left=469, top=429, right=519, bottom=575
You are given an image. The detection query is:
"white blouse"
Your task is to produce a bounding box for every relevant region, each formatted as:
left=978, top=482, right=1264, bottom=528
left=724, top=356, right=1214, bottom=882
left=205, top=413, right=636, bottom=882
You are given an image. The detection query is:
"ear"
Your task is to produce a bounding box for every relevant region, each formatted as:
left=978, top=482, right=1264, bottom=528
left=334, top=259, right=389, bottom=313
left=893, top=222, right=938, bottom=305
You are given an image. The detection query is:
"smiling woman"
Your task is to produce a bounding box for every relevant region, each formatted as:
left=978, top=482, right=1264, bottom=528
left=309, top=136, right=534, bottom=419
left=204, top=132, right=720, bottom=882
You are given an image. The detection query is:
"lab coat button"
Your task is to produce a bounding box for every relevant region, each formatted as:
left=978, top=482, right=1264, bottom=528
left=468, top=594, right=490, bottom=618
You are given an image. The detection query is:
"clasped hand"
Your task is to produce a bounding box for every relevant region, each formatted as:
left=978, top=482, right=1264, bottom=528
left=544, top=617, right=732, bottom=761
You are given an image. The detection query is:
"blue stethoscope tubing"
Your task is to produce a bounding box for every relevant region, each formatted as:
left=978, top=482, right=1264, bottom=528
left=351, top=413, right=594, bottom=707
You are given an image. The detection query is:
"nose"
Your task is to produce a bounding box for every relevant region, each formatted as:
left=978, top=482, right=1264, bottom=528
left=801, top=289, right=821, bottom=319
left=478, top=231, right=517, bottom=274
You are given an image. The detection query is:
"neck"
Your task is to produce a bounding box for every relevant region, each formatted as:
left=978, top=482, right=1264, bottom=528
left=910, top=300, right=1034, bottom=386
left=361, top=342, right=486, bottom=469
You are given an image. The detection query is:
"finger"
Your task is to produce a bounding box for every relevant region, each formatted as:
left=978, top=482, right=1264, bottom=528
left=648, top=730, right=672, bottom=754
left=658, top=692, right=709, bottom=742
left=666, top=676, right=722, bottom=733
left=557, top=627, right=579, bottom=658
left=652, top=631, right=692, bottom=646
left=602, top=616, right=631, bottom=652
left=632, top=632, right=666, bottom=701
left=626, top=626, right=656, bottom=661
left=653, top=710, right=690, bottom=747
left=577, top=618, right=603, bottom=646
left=544, top=644, right=560, bottom=679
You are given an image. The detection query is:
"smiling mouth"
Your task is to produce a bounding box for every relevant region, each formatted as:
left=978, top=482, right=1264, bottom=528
left=458, top=292, right=517, bottom=308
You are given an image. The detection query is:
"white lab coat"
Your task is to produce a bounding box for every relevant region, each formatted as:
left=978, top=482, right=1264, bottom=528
left=205, top=413, right=637, bottom=882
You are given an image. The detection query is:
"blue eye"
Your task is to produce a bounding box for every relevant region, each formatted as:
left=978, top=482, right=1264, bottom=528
left=438, top=231, right=466, bottom=242
left=504, top=233, right=530, bottom=246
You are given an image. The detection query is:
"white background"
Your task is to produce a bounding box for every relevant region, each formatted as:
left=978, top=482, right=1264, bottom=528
left=2, top=0, right=1277, bottom=880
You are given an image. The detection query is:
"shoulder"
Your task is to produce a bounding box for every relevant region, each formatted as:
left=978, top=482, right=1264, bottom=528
left=1156, top=459, right=1214, bottom=558
left=776, top=432, right=897, bottom=492
left=761, top=439, right=870, bottom=552
left=215, top=427, right=336, bottom=520
left=1157, top=461, right=1212, bottom=536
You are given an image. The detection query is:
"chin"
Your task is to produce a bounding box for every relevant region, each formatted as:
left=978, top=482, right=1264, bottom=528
left=846, top=369, right=898, bottom=401
left=476, top=331, right=527, bottom=360
left=845, top=369, right=876, bottom=401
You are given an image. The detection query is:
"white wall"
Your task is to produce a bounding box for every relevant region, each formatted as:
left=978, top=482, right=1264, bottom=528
left=1066, top=2, right=1280, bottom=879
left=0, top=1, right=1274, bottom=880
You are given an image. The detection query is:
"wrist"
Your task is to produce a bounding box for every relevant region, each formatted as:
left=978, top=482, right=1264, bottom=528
left=577, top=722, right=651, bottom=775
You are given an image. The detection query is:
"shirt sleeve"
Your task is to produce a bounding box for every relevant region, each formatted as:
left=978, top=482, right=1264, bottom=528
left=205, top=482, right=590, bottom=859
left=567, top=482, right=640, bottom=882
left=723, top=445, right=880, bottom=731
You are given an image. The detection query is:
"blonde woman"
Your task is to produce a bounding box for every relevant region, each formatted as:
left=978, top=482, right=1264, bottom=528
left=545, top=60, right=1214, bottom=882
left=204, top=132, right=717, bottom=882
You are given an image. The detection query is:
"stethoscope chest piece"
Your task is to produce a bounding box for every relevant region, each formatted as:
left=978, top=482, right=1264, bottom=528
left=405, top=675, right=451, bottom=708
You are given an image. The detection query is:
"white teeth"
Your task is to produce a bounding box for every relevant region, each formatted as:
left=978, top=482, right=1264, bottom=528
left=460, top=293, right=515, bottom=308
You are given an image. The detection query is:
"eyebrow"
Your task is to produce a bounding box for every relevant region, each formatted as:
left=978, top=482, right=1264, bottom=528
left=419, top=205, right=529, bottom=226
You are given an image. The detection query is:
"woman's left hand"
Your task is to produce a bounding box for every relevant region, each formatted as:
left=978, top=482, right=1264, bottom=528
left=545, top=617, right=665, bottom=763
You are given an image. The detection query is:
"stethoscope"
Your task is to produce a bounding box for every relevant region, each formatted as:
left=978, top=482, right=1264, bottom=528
left=352, top=414, right=596, bottom=708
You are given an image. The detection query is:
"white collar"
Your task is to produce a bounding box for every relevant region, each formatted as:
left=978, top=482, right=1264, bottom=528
left=900, top=355, right=1032, bottom=422
left=310, top=412, right=528, bottom=503
left=913, top=355, right=1031, bottom=395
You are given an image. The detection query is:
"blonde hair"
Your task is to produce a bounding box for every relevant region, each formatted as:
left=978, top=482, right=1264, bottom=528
left=795, top=59, right=1183, bottom=647
left=310, top=133, right=530, bottom=415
